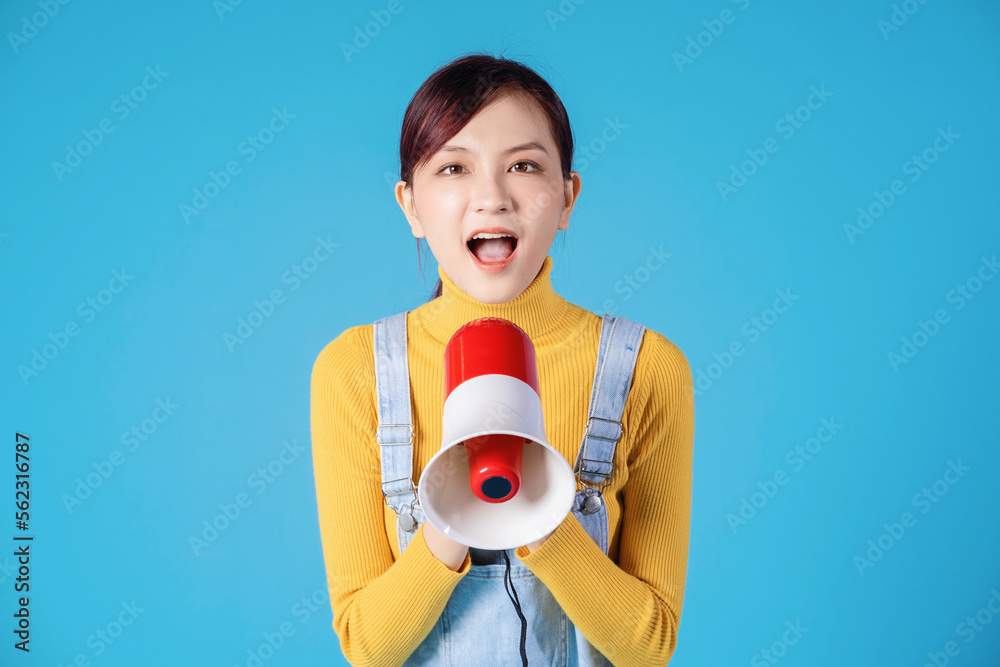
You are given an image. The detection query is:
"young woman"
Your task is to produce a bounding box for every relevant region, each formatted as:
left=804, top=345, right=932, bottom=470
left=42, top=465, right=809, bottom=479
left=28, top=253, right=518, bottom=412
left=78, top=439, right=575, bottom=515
left=310, top=53, right=695, bottom=667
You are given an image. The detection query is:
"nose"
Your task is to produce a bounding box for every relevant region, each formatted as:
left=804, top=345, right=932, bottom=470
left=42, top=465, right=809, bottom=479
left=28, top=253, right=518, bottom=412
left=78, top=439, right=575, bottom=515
left=472, top=170, right=512, bottom=214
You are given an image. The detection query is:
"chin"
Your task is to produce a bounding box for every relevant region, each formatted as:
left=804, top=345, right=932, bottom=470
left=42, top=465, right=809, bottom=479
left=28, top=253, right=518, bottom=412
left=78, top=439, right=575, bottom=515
left=465, top=279, right=518, bottom=305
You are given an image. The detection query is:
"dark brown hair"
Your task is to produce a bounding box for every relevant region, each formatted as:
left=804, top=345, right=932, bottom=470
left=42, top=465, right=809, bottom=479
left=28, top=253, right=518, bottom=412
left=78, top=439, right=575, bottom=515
left=397, top=52, right=574, bottom=301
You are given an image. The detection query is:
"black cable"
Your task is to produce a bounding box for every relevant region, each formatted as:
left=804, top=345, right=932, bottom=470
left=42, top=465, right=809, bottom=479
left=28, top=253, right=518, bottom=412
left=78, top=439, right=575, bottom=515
left=502, top=549, right=528, bottom=666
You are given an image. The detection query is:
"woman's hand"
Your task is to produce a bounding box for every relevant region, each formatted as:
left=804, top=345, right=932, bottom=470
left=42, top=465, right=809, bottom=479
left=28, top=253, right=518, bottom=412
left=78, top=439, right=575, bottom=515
left=422, top=520, right=469, bottom=572
left=524, top=528, right=556, bottom=554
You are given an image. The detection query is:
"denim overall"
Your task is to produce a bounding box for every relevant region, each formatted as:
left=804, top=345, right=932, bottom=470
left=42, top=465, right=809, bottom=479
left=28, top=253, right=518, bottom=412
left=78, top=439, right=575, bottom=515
left=373, top=311, right=645, bottom=666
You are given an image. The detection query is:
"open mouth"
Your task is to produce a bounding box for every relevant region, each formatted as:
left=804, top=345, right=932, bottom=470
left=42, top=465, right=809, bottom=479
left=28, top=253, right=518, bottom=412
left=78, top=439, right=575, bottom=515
left=467, top=232, right=518, bottom=265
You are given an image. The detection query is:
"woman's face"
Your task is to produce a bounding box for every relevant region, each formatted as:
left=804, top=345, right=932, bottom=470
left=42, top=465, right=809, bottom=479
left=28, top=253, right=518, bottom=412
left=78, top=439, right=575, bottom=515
left=396, top=92, right=582, bottom=304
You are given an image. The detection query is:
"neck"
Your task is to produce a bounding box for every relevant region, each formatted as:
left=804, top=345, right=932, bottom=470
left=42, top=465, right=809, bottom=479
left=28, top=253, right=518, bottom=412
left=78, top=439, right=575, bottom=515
left=413, top=255, right=584, bottom=348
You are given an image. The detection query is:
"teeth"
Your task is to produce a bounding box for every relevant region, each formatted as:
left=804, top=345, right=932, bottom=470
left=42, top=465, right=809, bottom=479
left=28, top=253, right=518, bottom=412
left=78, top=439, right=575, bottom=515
left=470, top=232, right=514, bottom=240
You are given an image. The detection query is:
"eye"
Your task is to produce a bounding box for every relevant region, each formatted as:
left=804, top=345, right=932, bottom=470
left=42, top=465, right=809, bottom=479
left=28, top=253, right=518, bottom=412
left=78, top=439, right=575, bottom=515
left=437, top=163, right=467, bottom=175
left=511, top=161, right=541, bottom=173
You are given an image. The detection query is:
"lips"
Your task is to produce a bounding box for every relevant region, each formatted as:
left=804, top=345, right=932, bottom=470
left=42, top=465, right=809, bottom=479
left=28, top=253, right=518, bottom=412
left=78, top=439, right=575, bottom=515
left=466, top=227, right=519, bottom=246
left=467, top=230, right=519, bottom=272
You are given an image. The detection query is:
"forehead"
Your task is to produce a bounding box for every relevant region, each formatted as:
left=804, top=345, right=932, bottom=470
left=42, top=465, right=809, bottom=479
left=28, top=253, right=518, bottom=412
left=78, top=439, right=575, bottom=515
left=446, top=92, right=554, bottom=147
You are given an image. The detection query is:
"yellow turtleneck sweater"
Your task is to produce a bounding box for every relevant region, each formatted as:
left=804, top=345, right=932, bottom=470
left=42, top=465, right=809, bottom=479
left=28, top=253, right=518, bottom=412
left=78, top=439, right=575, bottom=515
left=310, top=255, right=694, bottom=667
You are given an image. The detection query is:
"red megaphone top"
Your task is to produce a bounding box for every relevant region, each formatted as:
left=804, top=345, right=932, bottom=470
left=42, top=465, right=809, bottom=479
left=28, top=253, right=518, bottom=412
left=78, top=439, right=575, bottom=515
left=442, top=318, right=539, bottom=503
left=443, top=317, right=539, bottom=399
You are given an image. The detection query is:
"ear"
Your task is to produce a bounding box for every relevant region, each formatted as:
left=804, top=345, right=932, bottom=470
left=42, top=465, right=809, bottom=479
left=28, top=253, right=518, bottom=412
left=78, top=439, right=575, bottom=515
left=557, top=172, right=582, bottom=231
left=395, top=180, right=424, bottom=238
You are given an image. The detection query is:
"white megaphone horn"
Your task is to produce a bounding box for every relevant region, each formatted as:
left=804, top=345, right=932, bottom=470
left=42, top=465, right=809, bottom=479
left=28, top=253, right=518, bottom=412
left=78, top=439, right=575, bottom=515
left=417, top=317, right=576, bottom=551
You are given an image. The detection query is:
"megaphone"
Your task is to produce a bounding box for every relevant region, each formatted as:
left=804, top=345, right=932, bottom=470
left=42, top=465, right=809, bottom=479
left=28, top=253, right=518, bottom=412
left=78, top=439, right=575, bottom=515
left=417, top=317, right=577, bottom=551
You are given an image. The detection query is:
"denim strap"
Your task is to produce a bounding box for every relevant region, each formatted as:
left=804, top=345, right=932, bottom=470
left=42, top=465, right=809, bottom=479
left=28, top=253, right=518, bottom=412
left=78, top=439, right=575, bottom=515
left=373, top=311, right=419, bottom=521
left=574, top=313, right=646, bottom=486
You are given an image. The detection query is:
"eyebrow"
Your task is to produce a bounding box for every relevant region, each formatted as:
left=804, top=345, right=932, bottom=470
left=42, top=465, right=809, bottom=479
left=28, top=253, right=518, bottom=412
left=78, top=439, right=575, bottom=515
left=438, top=141, right=550, bottom=156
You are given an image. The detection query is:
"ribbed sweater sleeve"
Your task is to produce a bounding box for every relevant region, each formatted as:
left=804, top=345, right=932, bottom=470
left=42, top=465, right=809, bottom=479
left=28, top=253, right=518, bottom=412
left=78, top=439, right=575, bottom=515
left=514, top=330, right=695, bottom=667
left=310, top=325, right=472, bottom=667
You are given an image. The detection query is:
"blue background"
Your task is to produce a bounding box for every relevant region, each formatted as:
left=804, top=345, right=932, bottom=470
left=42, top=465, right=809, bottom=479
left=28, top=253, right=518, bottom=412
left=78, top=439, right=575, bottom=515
left=2, top=0, right=998, bottom=665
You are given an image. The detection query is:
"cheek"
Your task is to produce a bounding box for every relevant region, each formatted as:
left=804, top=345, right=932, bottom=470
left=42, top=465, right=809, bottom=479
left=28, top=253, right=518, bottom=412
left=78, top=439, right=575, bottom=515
left=419, top=186, right=465, bottom=221
left=522, top=180, right=564, bottom=217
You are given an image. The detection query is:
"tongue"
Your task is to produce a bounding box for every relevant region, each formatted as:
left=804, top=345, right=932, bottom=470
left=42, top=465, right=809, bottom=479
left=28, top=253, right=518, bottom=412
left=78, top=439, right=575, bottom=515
left=473, top=237, right=514, bottom=262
